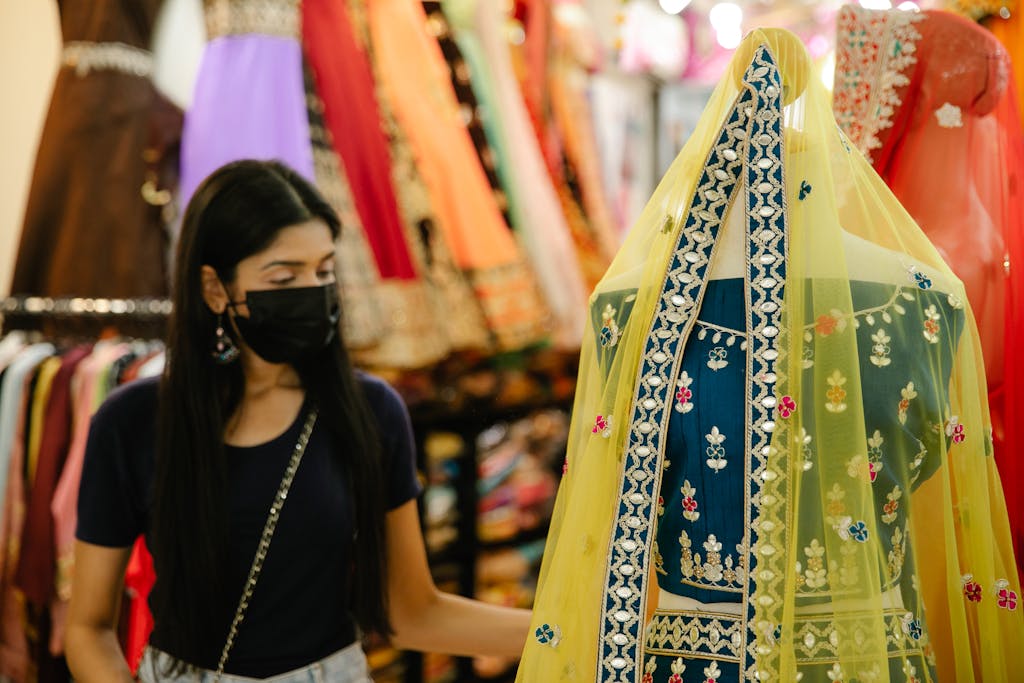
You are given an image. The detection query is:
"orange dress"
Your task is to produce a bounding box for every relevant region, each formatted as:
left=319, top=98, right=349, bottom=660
left=364, top=0, right=549, bottom=351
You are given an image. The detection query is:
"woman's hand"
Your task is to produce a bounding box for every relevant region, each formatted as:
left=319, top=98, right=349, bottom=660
left=65, top=541, right=135, bottom=682
left=385, top=500, right=532, bottom=659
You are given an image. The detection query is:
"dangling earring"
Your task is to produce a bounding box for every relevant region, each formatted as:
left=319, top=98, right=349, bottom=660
left=212, top=312, right=240, bottom=364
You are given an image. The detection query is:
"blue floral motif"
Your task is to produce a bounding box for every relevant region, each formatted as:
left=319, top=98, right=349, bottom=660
left=906, top=619, right=923, bottom=640
left=535, top=623, right=562, bottom=647
left=798, top=180, right=812, bottom=200
left=913, top=271, right=933, bottom=290
left=848, top=520, right=870, bottom=543
left=600, top=325, right=618, bottom=348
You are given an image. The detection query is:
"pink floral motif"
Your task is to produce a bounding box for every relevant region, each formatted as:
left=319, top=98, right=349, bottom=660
left=779, top=395, right=797, bottom=419
left=945, top=416, right=966, bottom=444
left=676, top=386, right=692, bottom=407
left=998, top=588, right=1018, bottom=610
left=951, top=425, right=965, bottom=443
left=683, top=497, right=698, bottom=513
left=868, top=461, right=881, bottom=483
left=669, top=675, right=683, bottom=683
left=592, top=415, right=612, bottom=438
left=964, top=581, right=982, bottom=603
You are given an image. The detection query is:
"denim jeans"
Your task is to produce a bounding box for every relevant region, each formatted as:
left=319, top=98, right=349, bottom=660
left=136, top=643, right=373, bottom=683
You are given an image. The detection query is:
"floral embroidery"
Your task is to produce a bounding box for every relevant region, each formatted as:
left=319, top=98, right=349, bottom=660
left=778, top=395, right=796, bottom=418
left=798, top=428, right=814, bottom=471
left=826, top=370, right=848, bottom=413
left=654, top=541, right=666, bottom=577
left=798, top=539, right=828, bottom=589
left=827, top=662, right=844, bottom=682
left=997, top=579, right=1019, bottom=610
left=675, top=371, right=694, bottom=413
left=922, top=305, right=941, bottom=344
left=826, top=483, right=847, bottom=524
left=962, top=574, right=983, bottom=603
left=866, top=430, right=886, bottom=482
left=836, top=516, right=869, bottom=542
left=898, top=382, right=917, bottom=425
left=642, top=656, right=656, bottom=683
left=816, top=314, right=839, bottom=336
left=870, top=328, right=892, bottom=367
left=801, top=342, right=814, bottom=369
left=833, top=6, right=923, bottom=163
left=889, top=526, right=907, bottom=580
left=798, top=180, right=812, bottom=200
left=535, top=623, right=561, bottom=647
left=934, top=102, right=963, bottom=129
left=681, top=480, right=700, bottom=522
left=668, top=657, right=686, bottom=683
left=945, top=416, right=966, bottom=444
left=948, top=293, right=964, bottom=309
left=657, top=495, right=665, bottom=517
left=600, top=304, right=621, bottom=348
left=592, top=414, right=612, bottom=438
left=903, top=660, right=921, bottom=683
left=707, top=346, right=729, bottom=371
left=907, top=267, right=932, bottom=290
left=705, top=426, right=727, bottom=472
left=703, top=660, right=722, bottom=683
left=901, top=613, right=923, bottom=640
left=882, top=486, right=903, bottom=524
left=678, top=530, right=746, bottom=588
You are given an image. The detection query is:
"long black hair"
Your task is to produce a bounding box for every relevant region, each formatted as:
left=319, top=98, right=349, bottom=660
left=151, top=160, right=390, bottom=666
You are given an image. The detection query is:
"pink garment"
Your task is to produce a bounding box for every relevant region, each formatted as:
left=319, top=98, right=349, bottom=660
left=49, top=343, right=129, bottom=654
left=0, top=376, right=36, bottom=681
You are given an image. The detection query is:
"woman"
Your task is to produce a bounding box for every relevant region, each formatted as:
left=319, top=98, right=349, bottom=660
left=517, top=29, right=1022, bottom=683
left=65, top=160, right=531, bottom=681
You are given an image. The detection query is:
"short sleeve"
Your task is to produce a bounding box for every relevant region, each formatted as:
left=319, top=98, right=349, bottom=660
left=76, top=383, right=153, bottom=547
left=360, top=374, right=422, bottom=510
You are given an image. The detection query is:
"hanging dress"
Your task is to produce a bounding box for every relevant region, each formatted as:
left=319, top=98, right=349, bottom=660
left=517, top=29, right=1024, bottom=683
left=179, top=0, right=313, bottom=208
left=444, top=0, right=589, bottom=349
left=12, top=0, right=181, bottom=299
left=833, top=6, right=1024, bottom=581
left=363, top=0, right=550, bottom=352
left=306, top=0, right=486, bottom=364
left=301, top=60, right=387, bottom=351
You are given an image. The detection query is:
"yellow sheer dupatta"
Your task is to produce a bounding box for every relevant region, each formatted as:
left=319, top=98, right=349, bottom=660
left=517, top=29, right=1023, bottom=683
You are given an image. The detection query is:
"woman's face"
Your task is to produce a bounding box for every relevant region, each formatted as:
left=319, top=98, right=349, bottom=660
left=202, top=219, right=336, bottom=316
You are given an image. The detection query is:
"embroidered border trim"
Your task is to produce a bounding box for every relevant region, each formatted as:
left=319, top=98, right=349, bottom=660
left=645, top=611, right=744, bottom=661
left=833, top=6, right=924, bottom=163
left=596, top=48, right=775, bottom=682
left=645, top=608, right=927, bottom=664
left=739, top=47, right=788, bottom=683
left=61, top=42, right=153, bottom=78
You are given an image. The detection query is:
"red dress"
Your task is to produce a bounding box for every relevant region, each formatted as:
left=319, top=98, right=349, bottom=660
left=835, top=6, right=1024, bottom=579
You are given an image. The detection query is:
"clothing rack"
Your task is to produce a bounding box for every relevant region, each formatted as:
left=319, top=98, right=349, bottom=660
left=0, top=296, right=172, bottom=317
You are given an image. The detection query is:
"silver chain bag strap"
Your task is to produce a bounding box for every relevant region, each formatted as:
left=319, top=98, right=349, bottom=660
left=212, top=408, right=319, bottom=682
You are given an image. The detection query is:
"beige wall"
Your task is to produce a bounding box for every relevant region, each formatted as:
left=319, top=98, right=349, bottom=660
left=0, top=2, right=61, bottom=296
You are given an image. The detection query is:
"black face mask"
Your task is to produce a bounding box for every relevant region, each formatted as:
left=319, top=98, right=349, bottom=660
left=228, top=283, right=341, bottom=365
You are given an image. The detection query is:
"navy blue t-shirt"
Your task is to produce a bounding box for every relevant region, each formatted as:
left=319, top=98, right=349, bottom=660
left=75, top=372, right=422, bottom=677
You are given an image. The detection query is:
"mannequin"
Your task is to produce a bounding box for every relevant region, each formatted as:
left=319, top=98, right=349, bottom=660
left=834, top=6, right=1024, bottom=581
left=518, top=28, right=1022, bottom=683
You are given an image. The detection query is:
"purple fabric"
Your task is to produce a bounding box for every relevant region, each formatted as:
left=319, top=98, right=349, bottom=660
left=180, top=35, right=315, bottom=209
